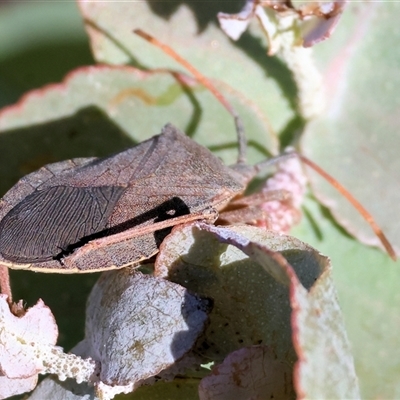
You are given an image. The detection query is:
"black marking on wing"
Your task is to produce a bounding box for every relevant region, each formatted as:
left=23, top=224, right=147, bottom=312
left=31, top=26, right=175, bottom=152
left=0, top=185, right=125, bottom=263
left=54, top=196, right=191, bottom=260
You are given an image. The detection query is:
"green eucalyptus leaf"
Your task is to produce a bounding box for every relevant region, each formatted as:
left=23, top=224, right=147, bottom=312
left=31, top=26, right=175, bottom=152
left=77, top=0, right=296, bottom=157
left=0, top=65, right=277, bottom=198
left=292, top=196, right=400, bottom=399
left=155, top=223, right=359, bottom=398
left=0, top=2, right=92, bottom=108
left=28, top=377, right=96, bottom=400
left=80, top=270, right=210, bottom=387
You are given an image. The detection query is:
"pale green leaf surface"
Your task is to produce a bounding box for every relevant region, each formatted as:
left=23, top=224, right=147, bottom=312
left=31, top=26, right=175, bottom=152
left=156, top=224, right=299, bottom=365
left=0, top=65, right=277, bottom=197
left=196, top=224, right=359, bottom=399
left=292, top=265, right=359, bottom=399
left=302, top=3, right=400, bottom=255
left=298, top=7, right=400, bottom=395
left=77, top=0, right=295, bottom=154
left=0, top=3, right=86, bottom=60
left=0, top=2, right=92, bottom=109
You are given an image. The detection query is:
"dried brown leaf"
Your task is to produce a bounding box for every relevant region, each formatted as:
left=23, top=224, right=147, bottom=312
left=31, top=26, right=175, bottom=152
left=0, top=295, right=57, bottom=379
left=217, top=0, right=347, bottom=49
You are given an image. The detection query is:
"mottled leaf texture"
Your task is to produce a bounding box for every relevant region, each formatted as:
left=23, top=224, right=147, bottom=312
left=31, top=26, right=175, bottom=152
left=156, top=224, right=320, bottom=364
left=198, top=345, right=294, bottom=400
left=156, top=224, right=359, bottom=399
left=291, top=264, right=359, bottom=399
left=28, top=377, right=96, bottom=400
left=76, top=269, right=211, bottom=394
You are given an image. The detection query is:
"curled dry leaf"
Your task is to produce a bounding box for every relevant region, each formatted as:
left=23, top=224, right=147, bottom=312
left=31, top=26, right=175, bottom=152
left=0, top=295, right=97, bottom=399
left=0, top=295, right=58, bottom=379
left=217, top=0, right=347, bottom=50
left=218, top=0, right=329, bottom=119
left=198, top=345, right=294, bottom=400
left=298, top=0, right=348, bottom=47
left=0, top=294, right=53, bottom=398
left=75, top=270, right=211, bottom=398
left=217, top=0, right=256, bottom=41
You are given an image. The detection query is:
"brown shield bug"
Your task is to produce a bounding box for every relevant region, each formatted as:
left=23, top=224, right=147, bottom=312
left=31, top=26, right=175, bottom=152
left=0, top=32, right=395, bottom=275
left=0, top=123, right=263, bottom=272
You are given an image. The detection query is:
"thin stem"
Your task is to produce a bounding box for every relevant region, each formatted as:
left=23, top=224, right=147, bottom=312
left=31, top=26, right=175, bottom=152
left=254, top=151, right=396, bottom=260
left=0, top=265, right=12, bottom=304
left=299, top=154, right=396, bottom=261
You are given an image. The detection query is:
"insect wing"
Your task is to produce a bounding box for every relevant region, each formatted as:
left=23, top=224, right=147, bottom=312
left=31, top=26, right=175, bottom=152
left=0, top=125, right=244, bottom=272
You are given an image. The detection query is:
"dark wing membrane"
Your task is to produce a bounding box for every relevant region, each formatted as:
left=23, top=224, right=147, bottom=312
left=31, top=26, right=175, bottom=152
left=0, top=185, right=125, bottom=263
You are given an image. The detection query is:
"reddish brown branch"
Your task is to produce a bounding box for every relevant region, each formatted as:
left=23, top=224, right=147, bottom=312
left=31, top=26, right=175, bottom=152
left=0, top=265, right=12, bottom=304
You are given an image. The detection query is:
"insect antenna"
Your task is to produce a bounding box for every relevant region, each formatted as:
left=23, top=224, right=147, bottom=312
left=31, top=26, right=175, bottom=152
left=134, top=29, right=247, bottom=165
left=255, top=149, right=396, bottom=260
left=133, top=29, right=396, bottom=261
